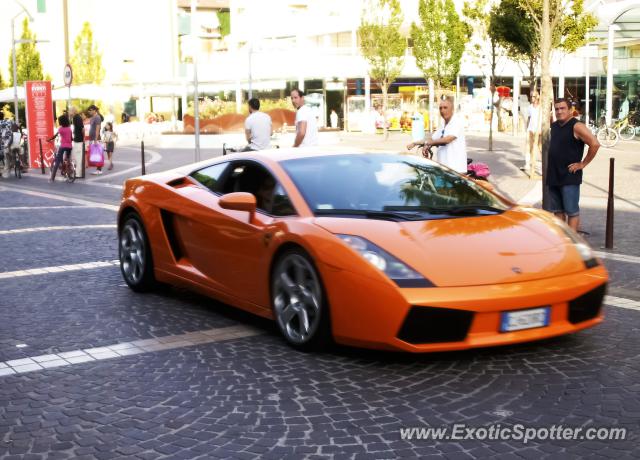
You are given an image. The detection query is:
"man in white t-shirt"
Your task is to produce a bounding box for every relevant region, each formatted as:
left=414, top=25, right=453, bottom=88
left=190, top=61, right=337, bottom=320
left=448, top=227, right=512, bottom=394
left=407, top=97, right=467, bottom=173
left=291, top=89, right=318, bottom=147
left=244, top=98, right=272, bottom=150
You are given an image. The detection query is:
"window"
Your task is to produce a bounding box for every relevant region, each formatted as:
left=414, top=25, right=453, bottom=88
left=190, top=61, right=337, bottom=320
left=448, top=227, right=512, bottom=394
left=222, top=161, right=296, bottom=216
left=191, top=162, right=228, bottom=193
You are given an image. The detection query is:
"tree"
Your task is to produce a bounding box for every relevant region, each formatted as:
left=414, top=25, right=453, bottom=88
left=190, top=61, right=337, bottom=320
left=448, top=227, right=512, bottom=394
left=519, top=0, right=597, bottom=204
left=358, top=0, right=406, bottom=140
left=463, top=0, right=501, bottom=150
left=411, top=0, right=469, bottom=93
left=70, top=22, right=105, bottom=84
left=8, top=18, right=44, bottom=86
left=490, top=0, right=538, bottom=90
left=0, top=71, right=5, bottom=89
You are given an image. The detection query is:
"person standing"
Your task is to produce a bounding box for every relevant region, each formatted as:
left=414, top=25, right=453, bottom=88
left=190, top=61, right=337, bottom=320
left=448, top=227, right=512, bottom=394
left=0, top=112, right=13, bottom=178
left=244, top=98, right=272, bottom=150
left=544, top=98, right=600, bottom=232
left=407, top=97, right=467, bottom=173
left=48, top=115, right=73, bottom=182
left=102, top=122, right=118, bottom=170
left=87, top=105, right=104, bottom=175
left=330, top=109, right=338, bottom=129
left=526, top=92, right=541, bottom=171
left=291, top=89, right=318, bottom=147
left=69, top=107, right=85, bottom=176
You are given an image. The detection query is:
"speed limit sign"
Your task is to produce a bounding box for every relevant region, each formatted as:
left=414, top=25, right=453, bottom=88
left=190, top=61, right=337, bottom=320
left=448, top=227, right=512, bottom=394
left=63, top=64, right=73, bottom=87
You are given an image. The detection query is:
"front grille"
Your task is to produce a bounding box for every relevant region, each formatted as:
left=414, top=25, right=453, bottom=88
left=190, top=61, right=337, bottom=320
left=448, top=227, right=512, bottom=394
left=397, top=306, right=473, bottom=344
left=568, top=283, right=607, bottom=324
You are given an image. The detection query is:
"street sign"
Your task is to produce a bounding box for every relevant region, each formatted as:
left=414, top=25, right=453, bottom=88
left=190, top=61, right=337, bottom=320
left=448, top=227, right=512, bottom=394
left=64, top=64, right=73, bottom=87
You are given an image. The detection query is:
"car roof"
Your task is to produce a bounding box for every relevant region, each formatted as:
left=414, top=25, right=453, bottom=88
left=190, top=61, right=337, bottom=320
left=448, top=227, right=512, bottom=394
left=236, top=146, right=400, bottom=162
left=169, top=146, right=407, bottom=176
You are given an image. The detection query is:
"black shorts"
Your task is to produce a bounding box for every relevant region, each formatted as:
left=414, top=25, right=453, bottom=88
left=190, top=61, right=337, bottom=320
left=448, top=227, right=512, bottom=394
left=106, top=141, right=115, bottom=153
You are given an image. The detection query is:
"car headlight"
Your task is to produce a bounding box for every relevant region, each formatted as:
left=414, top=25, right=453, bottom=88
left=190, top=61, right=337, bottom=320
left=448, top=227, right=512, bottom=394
left=336, top=234, right=434, bottom=287
left=559, top=226, right=599, bottom=269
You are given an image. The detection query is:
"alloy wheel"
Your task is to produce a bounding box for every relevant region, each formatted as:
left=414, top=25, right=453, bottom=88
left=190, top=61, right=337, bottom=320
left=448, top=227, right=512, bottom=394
left=120, top=218, right=146, bottom=286
left=272, top=253, right=323, bottom=345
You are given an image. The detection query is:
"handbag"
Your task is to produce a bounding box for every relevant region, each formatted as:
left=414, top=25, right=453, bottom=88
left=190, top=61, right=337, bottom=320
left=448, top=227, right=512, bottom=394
left=87, top=143, right=104, bottom=167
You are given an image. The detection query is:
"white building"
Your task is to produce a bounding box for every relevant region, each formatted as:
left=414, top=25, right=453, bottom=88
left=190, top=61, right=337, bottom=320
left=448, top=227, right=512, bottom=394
left=0, top=0, right=636, bottom=129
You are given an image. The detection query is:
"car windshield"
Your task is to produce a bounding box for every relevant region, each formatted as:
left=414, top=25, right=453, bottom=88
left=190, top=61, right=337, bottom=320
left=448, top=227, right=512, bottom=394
left=281, top=154, right=510, bottom=219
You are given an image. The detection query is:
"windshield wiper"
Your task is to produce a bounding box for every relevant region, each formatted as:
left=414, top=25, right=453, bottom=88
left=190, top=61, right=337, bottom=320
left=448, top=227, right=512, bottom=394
left=314, top=209, right=424, bottom=221
left=428, top=205, right=506, bottom=215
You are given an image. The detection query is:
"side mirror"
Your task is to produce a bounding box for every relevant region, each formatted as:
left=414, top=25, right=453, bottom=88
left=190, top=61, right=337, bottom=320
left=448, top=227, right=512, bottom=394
left=219, top=192, right=257, bottom=220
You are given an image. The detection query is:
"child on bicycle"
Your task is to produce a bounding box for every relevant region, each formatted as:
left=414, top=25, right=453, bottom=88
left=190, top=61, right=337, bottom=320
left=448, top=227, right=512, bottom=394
left=102, top=122, right=117, bottom=170
left=48, top=115, right=73, bottom=182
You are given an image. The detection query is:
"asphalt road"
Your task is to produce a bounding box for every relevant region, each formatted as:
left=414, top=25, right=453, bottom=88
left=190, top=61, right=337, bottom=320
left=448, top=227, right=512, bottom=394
left=0, top=144, right=639, bottom=459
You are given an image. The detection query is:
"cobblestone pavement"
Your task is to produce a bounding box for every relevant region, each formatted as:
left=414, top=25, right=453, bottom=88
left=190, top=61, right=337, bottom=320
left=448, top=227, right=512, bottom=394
left=0, top=161, right=639, bottom=459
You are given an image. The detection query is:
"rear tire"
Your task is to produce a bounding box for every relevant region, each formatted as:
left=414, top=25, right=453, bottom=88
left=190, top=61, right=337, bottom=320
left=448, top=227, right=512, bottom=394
left=271, top=248, right=332, bottom=351
left=119, top=213, right=157, bottom=292
left=619, top=125, right=635, bottom=140
left=14, top=155, right=21, bottom=179
left=66, top=162, right=76, bottom=183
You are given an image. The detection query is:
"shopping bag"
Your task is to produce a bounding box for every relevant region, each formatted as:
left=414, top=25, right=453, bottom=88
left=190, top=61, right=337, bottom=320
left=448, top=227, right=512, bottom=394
left=87, top=143, right=104, bottom=167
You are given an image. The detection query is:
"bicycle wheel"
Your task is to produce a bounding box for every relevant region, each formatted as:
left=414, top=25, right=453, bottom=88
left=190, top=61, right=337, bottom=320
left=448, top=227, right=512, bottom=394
left=66, top=162, right=76, bottom=183
left=619, top=125, right=635, bottom=140
left=597, top=127, right=619, bottom=148
left=14, top=156, right=21, bottom=179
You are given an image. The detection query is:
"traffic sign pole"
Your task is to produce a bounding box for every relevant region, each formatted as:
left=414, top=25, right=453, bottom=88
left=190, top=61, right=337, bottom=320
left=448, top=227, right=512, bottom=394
left=64, top=64, right=73, bottom=114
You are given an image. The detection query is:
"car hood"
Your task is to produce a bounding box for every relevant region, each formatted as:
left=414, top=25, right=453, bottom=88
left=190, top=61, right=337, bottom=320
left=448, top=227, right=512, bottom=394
left=313, top=208, right=587, bottom=287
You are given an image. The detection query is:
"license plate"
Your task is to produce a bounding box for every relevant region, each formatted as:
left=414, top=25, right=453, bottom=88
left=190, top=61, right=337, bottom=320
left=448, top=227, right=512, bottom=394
left=500, top=307, right=550, bottom=332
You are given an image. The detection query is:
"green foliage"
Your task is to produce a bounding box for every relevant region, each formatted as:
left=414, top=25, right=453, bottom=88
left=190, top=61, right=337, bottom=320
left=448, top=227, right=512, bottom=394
left=358, top=0, right=406, bottom=91
left=258, top=98, right=293, bottom=113
left=490, top=0, right=536, bottom=60
left=513, top=0, right=597, bottom=55
left=186, top=97, right=236, bottom=118
left=555, top=0, right=598, bottom=53
left=70, top=22, right=106, bottom=84
left=8, top=18, right=44, bottom=86
left=217, top=11, right=231, bottom=37
left=1, top=104, right=14, bottom=120
left=411, top=0, right=469, bottom=90
left=0, top=71, right=5, bottom=89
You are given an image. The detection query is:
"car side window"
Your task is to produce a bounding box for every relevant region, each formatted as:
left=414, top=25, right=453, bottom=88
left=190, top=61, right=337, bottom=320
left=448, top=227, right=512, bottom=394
left=223, top=161, right=296, bottom=216
left=191, top=163, right=228, bottom=193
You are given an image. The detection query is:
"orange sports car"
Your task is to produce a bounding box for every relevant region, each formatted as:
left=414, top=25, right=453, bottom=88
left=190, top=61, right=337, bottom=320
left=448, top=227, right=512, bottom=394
left=117, top=148, right=608, bottom=352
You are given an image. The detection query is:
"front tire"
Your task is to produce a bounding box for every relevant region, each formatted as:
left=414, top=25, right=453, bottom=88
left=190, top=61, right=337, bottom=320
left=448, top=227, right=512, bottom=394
left=119, top=213, right=157, bottom=292
left=271, top=248, right=331, bottom=351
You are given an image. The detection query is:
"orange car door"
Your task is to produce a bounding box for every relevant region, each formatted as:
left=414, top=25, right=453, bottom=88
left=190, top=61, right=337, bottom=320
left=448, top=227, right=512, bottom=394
left=172, top=161, right=280, bottom=309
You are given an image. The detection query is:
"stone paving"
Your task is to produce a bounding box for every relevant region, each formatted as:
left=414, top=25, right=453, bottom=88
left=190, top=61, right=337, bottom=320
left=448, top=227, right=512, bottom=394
left=0, top=132, right=638, bottom=458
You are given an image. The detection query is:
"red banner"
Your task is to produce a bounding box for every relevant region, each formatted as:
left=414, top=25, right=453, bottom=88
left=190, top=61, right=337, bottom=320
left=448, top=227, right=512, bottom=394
left=25, top=80, right=56, bottom=169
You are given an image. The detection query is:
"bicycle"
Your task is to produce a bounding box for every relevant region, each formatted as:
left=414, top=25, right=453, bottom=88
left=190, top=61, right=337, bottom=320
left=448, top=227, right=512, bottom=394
left=10, top=146, right=22, bottom=179
left=50, top=154, right=76, bottom=183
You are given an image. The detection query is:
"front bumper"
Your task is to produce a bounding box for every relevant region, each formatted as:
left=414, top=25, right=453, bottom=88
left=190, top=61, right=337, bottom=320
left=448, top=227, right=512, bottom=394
left=325, top=265, right=608, bottom=353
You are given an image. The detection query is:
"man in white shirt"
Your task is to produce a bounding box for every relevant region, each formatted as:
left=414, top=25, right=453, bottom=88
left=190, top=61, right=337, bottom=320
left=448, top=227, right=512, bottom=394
left=407, top=97, right=467, bottom=173
left=244, top=98, right=272, bottom=150
left=291, top=89, right=318, bottom=147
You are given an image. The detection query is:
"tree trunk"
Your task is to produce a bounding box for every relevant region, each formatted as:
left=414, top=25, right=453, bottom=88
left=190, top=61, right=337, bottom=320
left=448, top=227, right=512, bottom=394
left=529, top=57, right=536, bottom=93
left=488, top=40, right=497, bottom=151
left=382, top=80, right=389, bottom=141
left=540, top=0, right=552, bottom=208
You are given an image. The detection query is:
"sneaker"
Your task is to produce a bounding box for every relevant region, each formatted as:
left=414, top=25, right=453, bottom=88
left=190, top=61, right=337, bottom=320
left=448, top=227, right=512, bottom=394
left=91, top=170, right=102, bottom=175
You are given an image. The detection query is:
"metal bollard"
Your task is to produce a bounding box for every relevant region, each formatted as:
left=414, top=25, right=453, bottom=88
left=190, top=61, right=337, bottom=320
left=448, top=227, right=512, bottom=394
left=605, top=157, right=614, bottom=249
left=39, top=139, right=45, bottom=174
left=141, top=141, right=146, bottom=175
